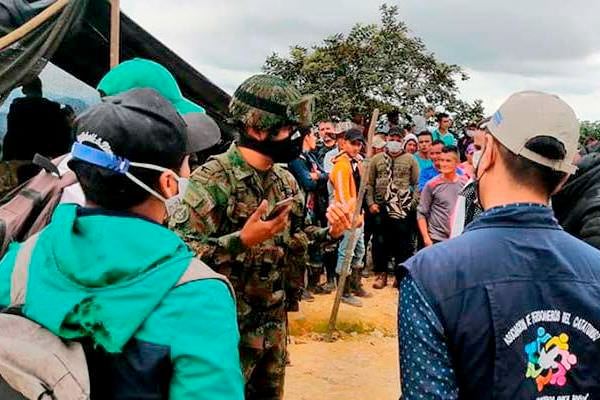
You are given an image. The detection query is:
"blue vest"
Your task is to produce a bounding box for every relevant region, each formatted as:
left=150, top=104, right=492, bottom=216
left=404, top=204, right=600, bottom=399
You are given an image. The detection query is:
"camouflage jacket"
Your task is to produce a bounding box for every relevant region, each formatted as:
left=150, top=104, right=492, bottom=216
left=170, top=143, right=330, bottom=318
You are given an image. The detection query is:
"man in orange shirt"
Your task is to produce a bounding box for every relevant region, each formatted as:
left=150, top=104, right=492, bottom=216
left=330, top=129, right=371, bottom=306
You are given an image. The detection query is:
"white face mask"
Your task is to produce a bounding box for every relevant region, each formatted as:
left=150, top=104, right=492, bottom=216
left=164, top=176, right=189, bottom=217
left=466, top=129, right=476, bottom=138
left=386, top=141, right=403, bottom=154
left=70, top=142, right=188, bottom=218
left=125, top=164, right=188, bottom=217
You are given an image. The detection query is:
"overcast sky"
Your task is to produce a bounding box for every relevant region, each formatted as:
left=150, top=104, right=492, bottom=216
left=121, top=0, right=600, bottom=121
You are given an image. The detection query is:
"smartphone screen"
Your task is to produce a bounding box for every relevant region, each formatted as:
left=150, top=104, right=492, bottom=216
left=263, top=197, right=294, bottom=220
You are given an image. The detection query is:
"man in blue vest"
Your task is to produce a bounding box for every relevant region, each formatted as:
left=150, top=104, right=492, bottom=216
left=398, top=91, right=600, bottom=399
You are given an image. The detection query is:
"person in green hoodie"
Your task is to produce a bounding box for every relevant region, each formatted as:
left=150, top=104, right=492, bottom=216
left=0, top=88, right=244, bottom=399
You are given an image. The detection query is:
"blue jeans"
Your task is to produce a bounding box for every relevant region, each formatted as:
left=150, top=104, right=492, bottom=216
left=336, top=226, right=365, bottom=274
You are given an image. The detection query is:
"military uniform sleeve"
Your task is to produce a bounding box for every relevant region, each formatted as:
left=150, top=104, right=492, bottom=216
left=284, top=170, right=334, bottom=311
left=282, top=172, right=310, bottom=311
left=285, top=169, right=336, bottom=245
left=171, top=161, right=246, bottom=263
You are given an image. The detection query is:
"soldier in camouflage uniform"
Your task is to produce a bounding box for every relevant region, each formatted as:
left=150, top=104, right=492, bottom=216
left=170, top=74, right=352, bottom=400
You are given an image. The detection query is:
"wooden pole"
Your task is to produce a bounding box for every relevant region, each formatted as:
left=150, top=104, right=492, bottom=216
left=326, top=109, right=379, bottom=340
left=0, top=0, right=70, bottom=50
left=109, top=0, right=120, bottom=68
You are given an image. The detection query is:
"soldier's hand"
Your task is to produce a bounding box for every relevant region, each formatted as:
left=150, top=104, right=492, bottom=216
left=240, top=200, right=291, bottom=247
left=326, top=201, right=353, bottom=238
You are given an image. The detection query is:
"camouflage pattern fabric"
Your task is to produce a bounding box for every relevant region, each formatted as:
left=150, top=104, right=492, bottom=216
left=229, top=74, right=314, bottom=131
left=170, top=142, right=331, bottom=399
left=239, top=306, right=287, bottom=400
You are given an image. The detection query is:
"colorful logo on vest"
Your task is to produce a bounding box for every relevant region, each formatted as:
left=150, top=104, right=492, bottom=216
left=524, top=327, right=578, bottom=392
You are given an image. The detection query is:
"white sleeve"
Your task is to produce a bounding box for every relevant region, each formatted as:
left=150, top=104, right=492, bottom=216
left=450, top=193, right=466, bottom=238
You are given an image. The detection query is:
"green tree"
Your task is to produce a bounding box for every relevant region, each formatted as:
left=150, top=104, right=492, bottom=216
left=263, top=4, right=483, bottom=127
left=580, top=120, right=600, bottom=145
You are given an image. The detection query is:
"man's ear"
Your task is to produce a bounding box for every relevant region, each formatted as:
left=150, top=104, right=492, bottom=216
left=158, top=171, right=179, bottom=199
left=476, top=134, right=496, bottom=178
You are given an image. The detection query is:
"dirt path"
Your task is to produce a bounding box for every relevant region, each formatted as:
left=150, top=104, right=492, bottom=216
left=285, top=277, right=401, bottom=400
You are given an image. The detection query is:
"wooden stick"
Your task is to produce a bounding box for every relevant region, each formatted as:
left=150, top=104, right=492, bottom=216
left=110, top=0, right=120, bottom=68
left=0, top=0, right=70, bottom=50
left=326, top=109, right=379, bottom=340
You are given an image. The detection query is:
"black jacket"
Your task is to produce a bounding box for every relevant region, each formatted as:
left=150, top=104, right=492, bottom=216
left=553, top=152, right=600, bottom=249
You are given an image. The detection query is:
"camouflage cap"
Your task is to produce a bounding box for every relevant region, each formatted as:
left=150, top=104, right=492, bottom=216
left=229, top=74, right=314, bottom=131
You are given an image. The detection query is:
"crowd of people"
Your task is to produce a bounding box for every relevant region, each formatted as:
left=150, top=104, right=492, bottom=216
left=0, top=56, right=600, bottom=400
left=289, top=109, right=482, bottom=305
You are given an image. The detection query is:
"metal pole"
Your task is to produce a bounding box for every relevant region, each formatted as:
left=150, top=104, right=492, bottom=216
left=109, top=0, right=120, bottom=69
left=326, top=109, right=379, bottom=340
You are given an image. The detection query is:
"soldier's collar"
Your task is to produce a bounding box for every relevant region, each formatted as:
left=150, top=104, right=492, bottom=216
left=227, top=142, right=259, bottom=180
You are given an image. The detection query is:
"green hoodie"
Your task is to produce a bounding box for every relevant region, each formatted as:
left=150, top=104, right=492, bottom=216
left=0, top=204, right=243, bottom=400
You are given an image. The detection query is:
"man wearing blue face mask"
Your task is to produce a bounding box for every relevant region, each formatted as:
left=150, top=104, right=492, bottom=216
left=366, top=128, right=420, bottom=289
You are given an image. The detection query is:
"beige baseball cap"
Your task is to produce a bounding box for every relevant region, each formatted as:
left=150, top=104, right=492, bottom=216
left=373, top=135, right=387, bottom=149
left=486, top=91, right=580, bottom=174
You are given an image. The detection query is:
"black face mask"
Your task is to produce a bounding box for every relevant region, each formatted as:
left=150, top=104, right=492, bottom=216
left=239, top=129, right=305, bottom=163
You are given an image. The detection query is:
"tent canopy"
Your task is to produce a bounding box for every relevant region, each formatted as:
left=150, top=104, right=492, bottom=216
left=52, top=0, right=231, bottom=124
left=1, top=0, right=233, bottom=129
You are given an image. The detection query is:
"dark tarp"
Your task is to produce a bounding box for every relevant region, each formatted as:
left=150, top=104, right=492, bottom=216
left=1, top=0, right=233, bottom=134
left=0, top=0, right=87, bottom=104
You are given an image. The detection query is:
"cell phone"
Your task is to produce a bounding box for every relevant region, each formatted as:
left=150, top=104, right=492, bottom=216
left=263, top=197, right=295, bottom=221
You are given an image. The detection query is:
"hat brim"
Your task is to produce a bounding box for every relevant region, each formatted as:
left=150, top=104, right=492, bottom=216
left=174, top=97, right=205, bottom=115
left=347, top=138, right=365, bottom=144
left=183, top=113, right=222, bottom=153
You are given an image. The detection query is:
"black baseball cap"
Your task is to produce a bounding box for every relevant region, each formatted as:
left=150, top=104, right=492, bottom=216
left=72, top=88, right=187, bottom=168
left=344, top=128, right=365, bottom=143
left=386, top=126, right=403, bottom=136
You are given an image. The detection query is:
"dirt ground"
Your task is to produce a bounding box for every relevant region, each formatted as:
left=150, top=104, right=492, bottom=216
left=285, top=277, right=401, bottom=400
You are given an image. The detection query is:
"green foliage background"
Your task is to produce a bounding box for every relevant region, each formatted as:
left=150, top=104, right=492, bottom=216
left=580, top=121, right=600, bottom=144
left=263, top=4, right=484, bottom=128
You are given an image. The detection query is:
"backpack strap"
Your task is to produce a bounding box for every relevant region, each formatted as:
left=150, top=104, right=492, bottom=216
left=9, top=233, right=40, bottom=306
left=175, top=257, right=235, bottom=300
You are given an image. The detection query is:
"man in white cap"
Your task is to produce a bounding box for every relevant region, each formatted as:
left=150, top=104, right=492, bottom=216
left=398, top=91, right=600, bottom=399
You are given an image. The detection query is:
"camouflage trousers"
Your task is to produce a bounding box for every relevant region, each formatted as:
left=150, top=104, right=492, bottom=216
left=239, top=304, right=287, bottom=400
